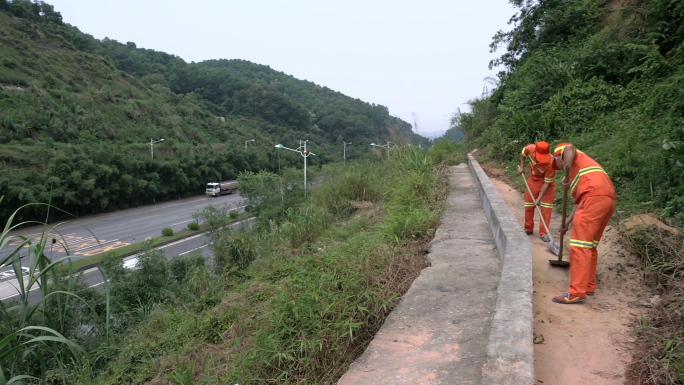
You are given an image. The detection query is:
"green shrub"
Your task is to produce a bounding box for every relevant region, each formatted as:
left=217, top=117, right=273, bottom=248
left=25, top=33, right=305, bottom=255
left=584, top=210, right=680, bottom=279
left=312, top=162, right=386, bottom=216
left=187, top=222, right=199, bottom=231
left=278, top=205, right=331, bottom=248
left=162, top=227, right=174, bottom=236
left=429, top=140, right=464, bottom=166
left=1, top=58, right=18, bottom=69
left=212, top=230, right=259, bottom=271
left=169, top=253, right=206, bottom=283
left=229, top=210, right=239, bottom=219
left=393, top=146, right=433, bottom=175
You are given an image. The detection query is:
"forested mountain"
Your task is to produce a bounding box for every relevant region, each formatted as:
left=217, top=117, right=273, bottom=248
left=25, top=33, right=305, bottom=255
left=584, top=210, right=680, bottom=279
left=0, top=0, right=425, bottom=222
left=457, top=0, right=684, bottom=226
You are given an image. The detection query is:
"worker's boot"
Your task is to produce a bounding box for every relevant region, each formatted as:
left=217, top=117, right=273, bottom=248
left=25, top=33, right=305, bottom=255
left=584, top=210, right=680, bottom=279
left=552, top=292, right=586, bottom=304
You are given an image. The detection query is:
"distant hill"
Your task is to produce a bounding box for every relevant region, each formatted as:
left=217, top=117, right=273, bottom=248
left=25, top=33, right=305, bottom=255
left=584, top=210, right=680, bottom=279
left=0, top=0, right=427, bottom=222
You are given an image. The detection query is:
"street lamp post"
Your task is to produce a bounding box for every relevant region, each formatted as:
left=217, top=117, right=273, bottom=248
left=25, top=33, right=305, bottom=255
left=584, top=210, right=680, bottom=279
left=274, top=141, right=316, bottom=195
left=343, top=142, right=352, bottom=164
left=245, top=138, right=255, bottom=152
left=370, top=141, right=393, bottom=159
left=150, top=138, right=164, bottom=159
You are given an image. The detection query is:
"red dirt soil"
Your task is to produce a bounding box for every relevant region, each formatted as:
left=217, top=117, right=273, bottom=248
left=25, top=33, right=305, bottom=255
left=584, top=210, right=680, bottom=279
left=485, top=165, right=654, bottom=384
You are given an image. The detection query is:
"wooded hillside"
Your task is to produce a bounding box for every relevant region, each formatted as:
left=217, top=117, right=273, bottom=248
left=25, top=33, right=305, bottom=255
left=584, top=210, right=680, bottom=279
left=0, top=0, right=426, bottom=222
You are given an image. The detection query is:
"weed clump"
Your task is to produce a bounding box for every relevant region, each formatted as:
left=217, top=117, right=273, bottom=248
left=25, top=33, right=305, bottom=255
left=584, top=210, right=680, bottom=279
left=626, top=225, right=684, bottom=384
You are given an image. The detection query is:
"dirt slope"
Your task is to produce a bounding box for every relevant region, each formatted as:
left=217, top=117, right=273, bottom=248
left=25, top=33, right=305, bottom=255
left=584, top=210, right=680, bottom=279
left=483, top=164, right=653, bottom=384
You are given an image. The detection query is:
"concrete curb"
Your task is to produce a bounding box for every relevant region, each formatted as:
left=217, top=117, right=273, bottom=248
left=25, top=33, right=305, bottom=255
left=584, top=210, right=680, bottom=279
left=467, top=155, right=535, bottom=384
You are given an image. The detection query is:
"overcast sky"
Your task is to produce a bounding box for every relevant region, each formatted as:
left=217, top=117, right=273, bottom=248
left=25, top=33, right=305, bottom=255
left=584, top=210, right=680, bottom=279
left=46, top=1, right=516, bottom=138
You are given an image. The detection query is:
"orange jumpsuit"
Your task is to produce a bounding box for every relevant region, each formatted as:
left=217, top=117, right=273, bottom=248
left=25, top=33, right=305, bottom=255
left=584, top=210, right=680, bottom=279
left=522, top=144, right=556, bottom=236
left=559, top=145, right=616, bottom=298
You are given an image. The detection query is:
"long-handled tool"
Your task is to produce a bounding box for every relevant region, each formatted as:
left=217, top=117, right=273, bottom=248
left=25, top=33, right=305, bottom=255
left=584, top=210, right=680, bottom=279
left=550, top=188, right=571, bottom=267
left=521, top=173, right=560, bottom=256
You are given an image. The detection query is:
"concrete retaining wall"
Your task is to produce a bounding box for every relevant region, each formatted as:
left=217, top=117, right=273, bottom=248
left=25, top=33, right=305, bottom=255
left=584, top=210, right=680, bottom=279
left=467, top=155, right=535, bottom=384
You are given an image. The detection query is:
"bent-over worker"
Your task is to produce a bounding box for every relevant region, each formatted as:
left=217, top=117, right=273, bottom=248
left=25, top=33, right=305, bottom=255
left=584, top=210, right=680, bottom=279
left=518, top=141, right=556, bottom=242
left=551, top=143, right=616, bottom=304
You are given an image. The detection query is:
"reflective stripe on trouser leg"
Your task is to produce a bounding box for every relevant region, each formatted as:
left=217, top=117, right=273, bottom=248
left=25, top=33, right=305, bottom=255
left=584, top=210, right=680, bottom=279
left=568, top=195, right=616, bottom=297
left=538, top=184, right=555, bottom=236
left=523, top=177, right=543, bottom=232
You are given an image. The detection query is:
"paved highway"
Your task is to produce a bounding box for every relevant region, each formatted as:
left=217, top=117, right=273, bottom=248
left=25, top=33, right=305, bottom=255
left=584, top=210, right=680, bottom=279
left=1, top=192, right=254, bottom=302
left=0, top=193, right=245, bottom=282
left=4, top=230, right=213, bottom=302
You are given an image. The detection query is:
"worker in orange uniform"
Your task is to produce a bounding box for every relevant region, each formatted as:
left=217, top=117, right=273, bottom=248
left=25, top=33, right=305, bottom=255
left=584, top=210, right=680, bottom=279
left=551, top=143, right=616, bottom=304
left=518, top=141, right=555, bottom=242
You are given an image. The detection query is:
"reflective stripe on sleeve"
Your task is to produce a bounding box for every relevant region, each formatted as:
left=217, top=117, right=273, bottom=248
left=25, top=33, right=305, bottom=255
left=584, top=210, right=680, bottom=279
left=570, top=166, right=606, bottom=194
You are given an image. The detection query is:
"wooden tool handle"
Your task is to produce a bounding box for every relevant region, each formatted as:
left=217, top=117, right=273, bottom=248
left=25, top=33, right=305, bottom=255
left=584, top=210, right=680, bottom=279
left=559, top=188, right=568, bottom=261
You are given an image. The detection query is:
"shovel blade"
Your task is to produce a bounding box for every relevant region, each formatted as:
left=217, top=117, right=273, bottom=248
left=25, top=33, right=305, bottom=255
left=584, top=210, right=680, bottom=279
left=545, top=240, right=560, bottom=256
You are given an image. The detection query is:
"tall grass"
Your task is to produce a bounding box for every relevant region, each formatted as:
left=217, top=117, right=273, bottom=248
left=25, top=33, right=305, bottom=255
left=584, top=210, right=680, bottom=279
left=0, top=198, right=99, bottom=383
left=626, top=225, right=684, bottom=384
left=67, top=145, right=455, bottom=384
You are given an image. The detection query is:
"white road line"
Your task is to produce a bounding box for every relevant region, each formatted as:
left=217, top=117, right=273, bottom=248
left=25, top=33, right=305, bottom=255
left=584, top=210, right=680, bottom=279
left=169, top=219, right=193, bottom=226
left=178, top=244, right=208, bottom=256
left=158, top=233, right=207, bottom=248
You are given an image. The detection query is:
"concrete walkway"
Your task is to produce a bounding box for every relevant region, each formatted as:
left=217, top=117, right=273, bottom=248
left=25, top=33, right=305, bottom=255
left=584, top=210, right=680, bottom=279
left=338, top=158, right=534, bottom=384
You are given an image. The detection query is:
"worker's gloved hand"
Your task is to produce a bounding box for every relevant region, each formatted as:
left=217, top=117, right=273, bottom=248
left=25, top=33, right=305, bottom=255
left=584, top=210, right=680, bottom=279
left=559, top=219, right=572, bottom=235
left=561, top=177, right=571, bottom=190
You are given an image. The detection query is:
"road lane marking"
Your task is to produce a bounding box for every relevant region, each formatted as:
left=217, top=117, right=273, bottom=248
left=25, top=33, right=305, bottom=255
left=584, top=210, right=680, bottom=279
left=169, top=219, right=193, bottom=226
left=178, top=244, right=208, bottom=256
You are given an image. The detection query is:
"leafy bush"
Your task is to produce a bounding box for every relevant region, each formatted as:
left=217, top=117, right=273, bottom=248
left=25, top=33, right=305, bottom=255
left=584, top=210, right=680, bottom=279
left=229, top=210, right=238, bottom=219
left=195, top=204, right=232, bottom=237
left=187, top=222, right=199, bottom=230
left=238, top=168, right=306, bottom=228
left=169, top=252, right=206, bottom=283
left=277, top=205, right=331, bottom=248
left=393, top=146, right=434, bottom=175
left=212, top=230, right=259, bottom=271
left=162, top=227, right=173, bottom=236
left=429, top=139, right=464, bottom=166
left=101, top=248, right=172, bottom=320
